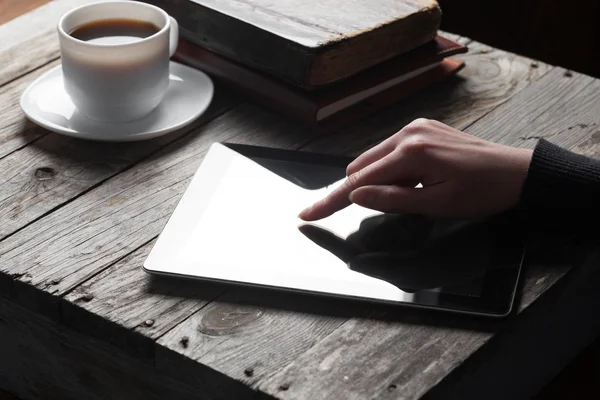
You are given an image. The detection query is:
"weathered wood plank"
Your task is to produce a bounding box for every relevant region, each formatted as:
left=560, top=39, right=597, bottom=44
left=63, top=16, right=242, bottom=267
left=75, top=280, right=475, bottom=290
left=63, top=241, right=224, bottom=343
left=302, top=40, right=552, bottom=154
left=56, top=103, right=331, bottom=357
left=258, top=70, right=600, bottom=399
left=49, top=43, right=555, bottom=395
left=0, top=33, right=59, bottom=90
left=0, top=61, right=59, bottom=160
left=0, top=85, right=239, bottom=239
left=0, top=103, right=313, bottom=304
left=0, top=0, right=52, bottom=25
left=258, top=243, right=596, bottom=400
left=0, top=1, right=99, bottom=160
left=0, top=0, right=97, bottom=86
left=470, top=68, right=598, bottom=150
left=0, top=297, right=255, bottom=400
left=257, top=256, right=570, bottom=400
left=155, top=291, right=347, bottom=388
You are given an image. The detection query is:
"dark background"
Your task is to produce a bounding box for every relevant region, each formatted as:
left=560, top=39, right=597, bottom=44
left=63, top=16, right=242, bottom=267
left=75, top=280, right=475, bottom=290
left=438, top=0, right=600, bottom=78
left=439, top=0, right=600, bottom=397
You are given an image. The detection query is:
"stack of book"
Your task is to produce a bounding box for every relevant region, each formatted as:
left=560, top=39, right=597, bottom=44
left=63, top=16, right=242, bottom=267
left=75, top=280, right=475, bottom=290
left=144, top=0, right=468, bottom=131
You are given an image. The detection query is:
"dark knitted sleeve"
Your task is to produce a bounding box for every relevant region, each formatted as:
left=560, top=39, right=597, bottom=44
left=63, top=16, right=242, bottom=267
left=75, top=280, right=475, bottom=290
left=520, top=139, right=600, bottom=226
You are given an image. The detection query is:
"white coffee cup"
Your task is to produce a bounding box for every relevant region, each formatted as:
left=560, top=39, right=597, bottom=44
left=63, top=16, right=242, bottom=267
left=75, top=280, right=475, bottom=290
left=58, top=1, right=179, bottom=123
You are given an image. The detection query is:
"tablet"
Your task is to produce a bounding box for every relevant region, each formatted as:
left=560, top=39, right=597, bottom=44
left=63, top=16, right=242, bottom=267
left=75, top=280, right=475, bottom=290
left=144, top=143, right=527, bottom=317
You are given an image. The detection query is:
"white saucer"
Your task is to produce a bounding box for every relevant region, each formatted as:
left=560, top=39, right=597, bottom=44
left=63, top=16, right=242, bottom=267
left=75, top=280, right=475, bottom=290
left=20, top=61, right=214, bottom=142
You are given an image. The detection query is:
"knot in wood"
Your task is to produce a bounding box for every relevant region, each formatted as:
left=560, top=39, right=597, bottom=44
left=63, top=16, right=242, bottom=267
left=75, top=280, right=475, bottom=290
left=198, top=304, right=263, bottom=336
left=35, top=167, right=57, bottom=181
left=244, top=367, right=254, bottom=377
left=79, top=293, right=94, bottom=302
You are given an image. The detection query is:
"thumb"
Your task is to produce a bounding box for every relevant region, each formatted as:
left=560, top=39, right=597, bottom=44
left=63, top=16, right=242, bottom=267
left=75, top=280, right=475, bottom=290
left=349, top=184, right=446, bottom=216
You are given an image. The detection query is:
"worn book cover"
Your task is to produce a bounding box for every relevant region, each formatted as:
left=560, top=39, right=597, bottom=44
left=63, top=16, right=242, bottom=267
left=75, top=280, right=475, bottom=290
left=173, top=36, right=467, bottom=132
left=144, top=0, right=442, bottom=89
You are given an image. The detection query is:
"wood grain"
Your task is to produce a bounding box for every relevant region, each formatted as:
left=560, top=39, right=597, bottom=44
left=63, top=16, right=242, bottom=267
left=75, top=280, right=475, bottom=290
left=258, top=70, right=600, bottom=400
left=0, top=31, right=58, bottom=89
left=0, top=297, right=255, bottom=400
left=156, top=291, right=346, bottom=388
left=0, top=0, right=52, bottom=26
left=0, top=0, right=97, bottom=86
left=0, top=0, right=104, bottom=160
left=0, top=85, right=239, bottom=239
left=0, top=103, right=313, bottom=303
left=468, top=68, right=598, bottom=150
left=62, top=241, right=224, bottom=347
left=0, top=4, right=596, bottom=399
left=48, top=41, right=558, bottom=398
left=0, top=61, right=59, bottom=160
left=259, top=244, right=598, bottom=400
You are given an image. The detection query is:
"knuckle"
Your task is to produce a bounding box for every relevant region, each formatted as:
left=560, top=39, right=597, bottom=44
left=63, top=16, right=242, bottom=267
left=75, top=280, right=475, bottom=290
left=346, top=170, right=362, bottom=188
left=414, top=117, right=432, bottom=126
left=400, top=135, right=430, bottom=155
left=402, top=118, right=431, bottom=135
left=345, top=163, right=355, bottom=177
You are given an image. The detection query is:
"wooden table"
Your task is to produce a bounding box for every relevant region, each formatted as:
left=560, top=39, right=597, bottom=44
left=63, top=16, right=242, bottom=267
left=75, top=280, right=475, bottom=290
left=2, top=1, right=600, bottom=399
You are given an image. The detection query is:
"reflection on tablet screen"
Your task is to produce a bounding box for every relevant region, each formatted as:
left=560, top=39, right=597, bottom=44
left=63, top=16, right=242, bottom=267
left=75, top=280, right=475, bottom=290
left=146, top=143, right=526, bottom=317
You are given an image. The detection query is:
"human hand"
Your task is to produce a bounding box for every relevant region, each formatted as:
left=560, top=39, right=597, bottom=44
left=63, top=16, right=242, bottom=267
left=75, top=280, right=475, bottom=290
left=298, top=118, right=533, bottom=220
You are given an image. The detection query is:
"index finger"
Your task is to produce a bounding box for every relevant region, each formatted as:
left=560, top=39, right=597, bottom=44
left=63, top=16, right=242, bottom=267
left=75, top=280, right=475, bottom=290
left=297, top=179, right=354, bottom=221
left=298, top=151, right=407, bottom=220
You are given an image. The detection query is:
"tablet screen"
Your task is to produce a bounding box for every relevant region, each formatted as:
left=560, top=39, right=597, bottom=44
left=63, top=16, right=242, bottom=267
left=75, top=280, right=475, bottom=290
left=145, top=143, right=527, bottom=317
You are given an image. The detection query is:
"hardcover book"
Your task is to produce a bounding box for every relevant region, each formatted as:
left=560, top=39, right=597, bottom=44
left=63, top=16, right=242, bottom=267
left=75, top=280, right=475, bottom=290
left=144, top=0, right=442, bottom=89
left=173, top=36, right=467, bottom=132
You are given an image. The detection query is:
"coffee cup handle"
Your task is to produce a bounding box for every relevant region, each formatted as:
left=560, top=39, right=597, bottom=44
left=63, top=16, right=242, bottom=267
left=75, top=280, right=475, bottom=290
left=169, top=16, right=179, bottom=57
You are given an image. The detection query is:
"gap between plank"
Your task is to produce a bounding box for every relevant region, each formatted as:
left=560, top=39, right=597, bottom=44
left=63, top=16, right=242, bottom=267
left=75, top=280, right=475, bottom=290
left=59, top=234, right=159, bottom=299
left=0, top=57, right=62, bottom=163
left=0, top=102, right=241, bottom=245
left=0, top=54, right=59, bottom=92
left=459, top=67, right=596, bottom=136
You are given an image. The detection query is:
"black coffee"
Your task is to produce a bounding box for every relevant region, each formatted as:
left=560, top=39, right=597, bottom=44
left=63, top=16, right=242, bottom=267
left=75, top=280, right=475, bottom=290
left=69, top=18, right=161, bottom=45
